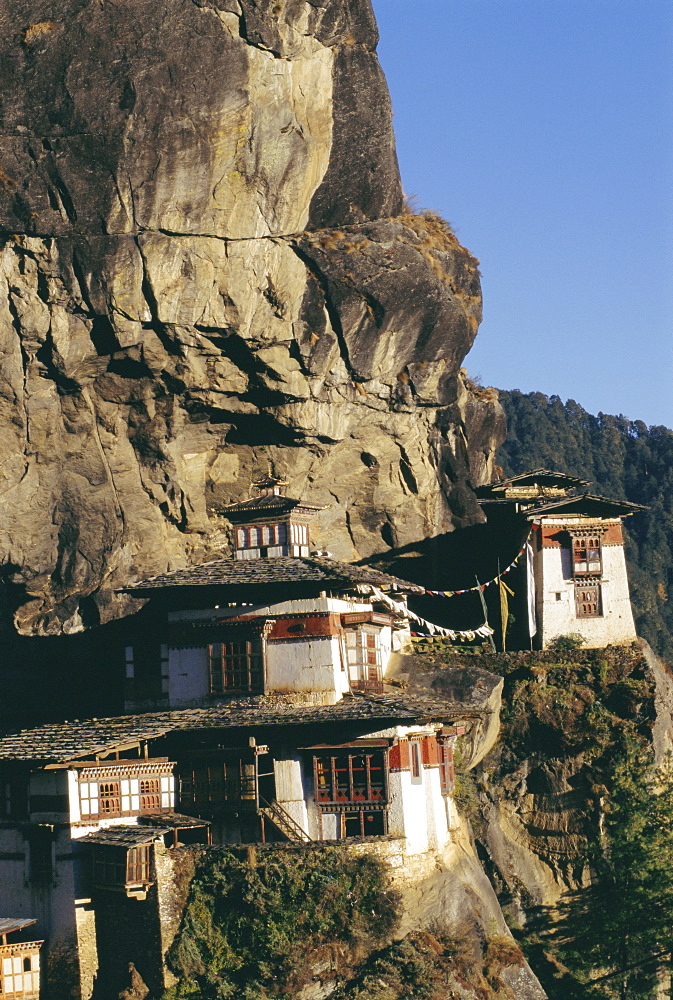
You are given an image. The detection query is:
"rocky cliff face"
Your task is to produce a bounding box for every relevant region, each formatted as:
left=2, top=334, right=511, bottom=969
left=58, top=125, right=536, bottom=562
left=0, top=0, right=504, bottom=636
left=464, top=642, right=673, bottom=924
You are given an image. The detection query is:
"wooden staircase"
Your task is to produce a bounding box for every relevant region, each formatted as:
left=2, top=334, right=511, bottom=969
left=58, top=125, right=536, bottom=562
left=258, top=797, right=313, bottom=844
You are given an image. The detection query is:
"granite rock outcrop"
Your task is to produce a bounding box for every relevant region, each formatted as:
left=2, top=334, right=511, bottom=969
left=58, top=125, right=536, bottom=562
left=0, top=0, right=504, bottom=635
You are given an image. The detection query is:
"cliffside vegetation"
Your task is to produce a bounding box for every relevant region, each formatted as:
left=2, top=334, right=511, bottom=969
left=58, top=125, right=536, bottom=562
left=422, top=642, right=673, bottom=998
left=162, top=845, right=531, bottom=1000
left=162, top=846, right=401, bottom=999
left=489, top=642, right=655, bottom=763
left=546, top=744, right=673, bottom=999
left=496, top=390, right=673, bottom=662
left=331, top=929, right=526, bottom=1000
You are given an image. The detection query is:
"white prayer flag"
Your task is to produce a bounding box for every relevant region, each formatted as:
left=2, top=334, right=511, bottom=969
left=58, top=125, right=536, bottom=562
left=526, top=539, right=537, bottom=637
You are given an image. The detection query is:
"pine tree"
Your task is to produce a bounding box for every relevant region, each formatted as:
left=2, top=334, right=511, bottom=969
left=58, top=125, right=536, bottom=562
left=550, top=742, right=673, bottom=998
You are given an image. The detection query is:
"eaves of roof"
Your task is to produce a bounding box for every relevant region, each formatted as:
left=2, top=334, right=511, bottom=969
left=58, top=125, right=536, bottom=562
left=216, top=496, right=323, bottom=518
left=0, top=692, right=471, bottom=766
left=0, top=918, right=38, bottom=937
left=77, top=826, right=169, bottom=846
left=122, top=555, right=423, bottom=594
left=525, top=493, right=647, bottom=518
left=476, top=469, right=592, bottom=492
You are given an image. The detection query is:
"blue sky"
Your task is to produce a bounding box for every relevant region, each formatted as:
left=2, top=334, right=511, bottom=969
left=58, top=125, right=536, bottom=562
left=372, top=0, right=673, bottom=428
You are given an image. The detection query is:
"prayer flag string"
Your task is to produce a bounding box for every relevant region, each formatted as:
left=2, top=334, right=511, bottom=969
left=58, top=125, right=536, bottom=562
left=422, top=529, right=533, bottom=597
left=357, top=584, right=494, bottom=641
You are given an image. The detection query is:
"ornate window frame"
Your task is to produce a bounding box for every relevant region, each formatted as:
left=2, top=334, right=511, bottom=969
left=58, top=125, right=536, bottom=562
left=75, top=762, right=175, bottom=822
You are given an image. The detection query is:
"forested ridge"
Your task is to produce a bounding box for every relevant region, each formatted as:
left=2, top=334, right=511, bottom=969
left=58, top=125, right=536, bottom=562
left=496, top=390, right=673, bottom=662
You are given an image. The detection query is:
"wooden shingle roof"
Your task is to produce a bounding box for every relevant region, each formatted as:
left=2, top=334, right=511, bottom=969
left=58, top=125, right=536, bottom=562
left=476, top=469, right=591, bottom=494
left=124, top=555, right=423, bottom=594
left=0, top=692, right=465, bottom=766
left=78, top=826, right=169, bottom=846
left=526, top=494, right=646, bottom=518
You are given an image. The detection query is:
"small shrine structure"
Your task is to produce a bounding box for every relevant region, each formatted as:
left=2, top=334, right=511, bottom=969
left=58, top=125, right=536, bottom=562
left=476, top=469, right=645, bottom=648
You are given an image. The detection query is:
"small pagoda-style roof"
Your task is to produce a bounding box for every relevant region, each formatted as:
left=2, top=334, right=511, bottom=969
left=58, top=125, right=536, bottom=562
left=475, top=469, right=591, bottom=498
left=0, top=693, right=471, bottom=766
left=124, top=555, right=423, bottom=595
left=214, top=473, right=323, bottom=522
left=524, top=493, right=646, bottom=519
left=217, top=494, right=323, bottom=521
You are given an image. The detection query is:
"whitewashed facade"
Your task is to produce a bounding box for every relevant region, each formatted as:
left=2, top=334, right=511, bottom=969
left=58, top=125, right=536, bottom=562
left=0, top=475, right=474, bottom=998
left=126, top=596, right=403, bottom=710
left=477, top=470, right=643, bottom=650
left=534, top=515, right=637, bottom=648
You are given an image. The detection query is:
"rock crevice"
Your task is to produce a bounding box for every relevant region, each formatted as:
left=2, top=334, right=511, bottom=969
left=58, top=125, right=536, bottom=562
left=0, top=0, right=504, bottom=635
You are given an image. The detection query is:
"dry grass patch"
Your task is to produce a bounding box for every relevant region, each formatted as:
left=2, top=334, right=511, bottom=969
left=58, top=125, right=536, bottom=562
left=396, top=211, right=481, bottom=332
left=23, top=21, right=59, bottom=45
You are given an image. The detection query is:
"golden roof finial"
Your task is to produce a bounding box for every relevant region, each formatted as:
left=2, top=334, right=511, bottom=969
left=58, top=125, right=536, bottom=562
left=252, top=466, right=288, bottom=495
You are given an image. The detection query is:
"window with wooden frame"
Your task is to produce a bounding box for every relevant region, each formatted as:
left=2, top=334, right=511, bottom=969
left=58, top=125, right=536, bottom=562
left=0, top=947, right=41, bottom=997
left=126, top=845, right=151, bottom=885
left=92, top=844, right=152, bottom=890
left=313, top=751, right=388, bottom=806
left=571, top=534, right=602, bottom=576
left=344, top=627, right=383, bottom=693
left=340, top=809, right=387, bottom=838
left=410, top=740, right=423, bottom=783
left=178, top=756, right=257, bottom=816
left=575, top=581, right=602, bottom=618
left=263, top=523, right=285, bottom=546
left=438, top=740, right=455, bottom=795
left=139, top=778, right=161, bottom=811
left=78, top=768, right=174, bottom=820
left=290, top=522, right=309, bottom=547
left=208, top=638, right=264, bottom=695
left=236, top=524, right=288, bottom=551
left=98, top=780, right=121, bottom=816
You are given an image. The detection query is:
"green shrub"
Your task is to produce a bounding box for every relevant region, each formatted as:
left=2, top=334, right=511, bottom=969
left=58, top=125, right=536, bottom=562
left=548, top=634, right=586, bottom=652
left=163, top=846, right=401, bottom=999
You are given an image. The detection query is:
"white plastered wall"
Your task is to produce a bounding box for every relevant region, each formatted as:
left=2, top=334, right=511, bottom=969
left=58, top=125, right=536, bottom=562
left=387, top=727, right=451, bottom=856
left=272, top=756, right=311, bottom=835
left=266, top=636, right=345, bottom=702
left=535, top=521, right=637, bottom=648
left=165, top=597, right=383, bottom=706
